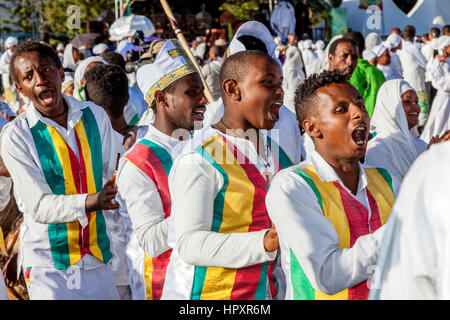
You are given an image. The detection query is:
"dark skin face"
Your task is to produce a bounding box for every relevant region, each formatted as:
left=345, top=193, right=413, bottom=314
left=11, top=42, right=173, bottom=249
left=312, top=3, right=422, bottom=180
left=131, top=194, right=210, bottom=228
left=220, top=55, right=284, bottom=132
left=401, top=90, right=420, bottom=130
left=303, top=82, right=370, bottom=194
left=328, top=42, right=359, bottom=77
left=14, top=51, right=66, bottom=122
left=377, top=49, right=391, bottom=66
left=153, top=72, right=207, bottom=136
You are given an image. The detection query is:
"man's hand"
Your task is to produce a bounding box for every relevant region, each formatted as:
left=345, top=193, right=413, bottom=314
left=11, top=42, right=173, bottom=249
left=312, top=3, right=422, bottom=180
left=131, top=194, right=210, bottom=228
left=263, top=225, right=279, bottom=252
left=427, top=130, right=450, bottom=149
left=2, top=253, right=18, bottom=288
left=85, top=175, right=119, bottom=212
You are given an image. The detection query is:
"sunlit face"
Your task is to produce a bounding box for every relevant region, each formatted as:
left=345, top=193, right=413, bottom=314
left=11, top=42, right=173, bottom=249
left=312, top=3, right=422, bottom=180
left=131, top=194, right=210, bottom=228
left=328, top=42, right=359, bottom=77
left=14, top=50, right=65, bottom=117
left=304, top=82, right=370, bottom=161
left=401, top=89, right=420, bottom=129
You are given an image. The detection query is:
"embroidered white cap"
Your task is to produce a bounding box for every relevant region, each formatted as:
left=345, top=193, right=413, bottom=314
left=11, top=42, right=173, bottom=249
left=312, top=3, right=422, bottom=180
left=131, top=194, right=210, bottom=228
left=136, top=39, right=197, bottom=108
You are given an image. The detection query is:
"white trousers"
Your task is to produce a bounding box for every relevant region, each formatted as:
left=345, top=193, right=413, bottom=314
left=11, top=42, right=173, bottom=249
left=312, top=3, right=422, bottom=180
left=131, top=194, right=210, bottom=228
left=24, top=264, right=119, bottom=300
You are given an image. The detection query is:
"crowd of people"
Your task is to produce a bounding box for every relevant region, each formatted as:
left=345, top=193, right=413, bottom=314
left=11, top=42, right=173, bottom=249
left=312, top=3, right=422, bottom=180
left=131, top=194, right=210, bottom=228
left=0, top=16, right=449, bottom=301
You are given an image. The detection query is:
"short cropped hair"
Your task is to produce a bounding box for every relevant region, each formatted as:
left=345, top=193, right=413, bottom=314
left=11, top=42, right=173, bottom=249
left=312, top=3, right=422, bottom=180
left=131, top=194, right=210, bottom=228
left=294, top=70, right=350, bottom=126
left=84, top=64, right=129, bottom=119
left=345, top=31, right=365, bottom=53
left=430, top=27, right=440, bottom=38
left=402, top=25, right=416, bottom=41
left=328, top=38, right=358, bottom=56
left=102, top=51, right=126, bottom=71
left=10, top=40, right=62, bottom=84
left=219, top=50, right=275, bottom=100
left=444, top=25, right=450, bottom=35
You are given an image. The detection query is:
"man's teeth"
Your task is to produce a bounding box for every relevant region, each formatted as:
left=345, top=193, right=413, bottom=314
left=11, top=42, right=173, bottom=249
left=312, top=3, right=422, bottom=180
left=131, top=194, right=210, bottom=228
left=356, top=140, right=365, bottom=145
left=409, top=112, right=418, bottom=116
left=355, top=127, right=365, bottom=132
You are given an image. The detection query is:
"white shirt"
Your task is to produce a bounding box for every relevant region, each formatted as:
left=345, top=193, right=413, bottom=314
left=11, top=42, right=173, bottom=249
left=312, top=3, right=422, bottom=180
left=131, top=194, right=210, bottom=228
left=370, top=142, right=450, bottom=300
left=266, top=150, right=399, bottom=297
left=162, top=126, right=277, bottom=299
left=0, top=95, right=117, bottom=269
left=117, top=125, right=183, bottom=258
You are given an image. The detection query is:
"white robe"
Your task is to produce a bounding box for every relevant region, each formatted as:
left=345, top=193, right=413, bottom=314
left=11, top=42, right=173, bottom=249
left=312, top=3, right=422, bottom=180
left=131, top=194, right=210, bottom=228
left=282, top=46, right=305, bottom=113
left=365, top=79, right=428, bottom=183
left=420, top=57, right=450, bottom=143
left=369, top=141, right=450, bottom=300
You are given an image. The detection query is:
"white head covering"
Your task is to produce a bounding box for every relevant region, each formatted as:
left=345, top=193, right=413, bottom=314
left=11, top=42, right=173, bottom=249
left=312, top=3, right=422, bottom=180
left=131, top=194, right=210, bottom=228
left=282, top=46, right=305, bottom=112
left=372, top=44, right=388, bottom=57
left=315, top=40, right=325, bottom=51
left=93, top=43, right=109, bottom=56
left=303, top=39, right=313, bottom=49
left=63, top=44, right=77, bottom=71
left=362, top=49, right=376, bottom=61
left=73, top=56, right=107, bottom=101
left=61, top=73, right=74, bottom=93
left=227, top=21, right=278, bottom=59
left=56, top=43, right=65, bottom=52
left=136, top=39, right=197, bottom=108
left=365, top=32, right=382, bottom=51
left=4, top=37, right=18, bottom=49
left=383, top=33, right=402, bottom=50
left=116, top=39, right=130, bottom=53
left=365, top=79, right=427, bottom=181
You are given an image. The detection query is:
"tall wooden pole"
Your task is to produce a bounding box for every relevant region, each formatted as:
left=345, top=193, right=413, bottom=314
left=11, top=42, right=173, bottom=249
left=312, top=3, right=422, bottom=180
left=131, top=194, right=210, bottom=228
left=159, top=0, right=215, bottom=103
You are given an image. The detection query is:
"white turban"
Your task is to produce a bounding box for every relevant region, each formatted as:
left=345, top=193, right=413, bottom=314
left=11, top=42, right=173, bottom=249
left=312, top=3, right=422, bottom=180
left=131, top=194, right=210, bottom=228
left=5, top=37, right=18, bottom=49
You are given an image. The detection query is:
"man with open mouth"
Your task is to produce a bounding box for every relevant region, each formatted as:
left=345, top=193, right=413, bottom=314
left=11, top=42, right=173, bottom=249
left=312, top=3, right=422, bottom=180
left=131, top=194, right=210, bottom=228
left=1, top=41, right=121, bottom=299
left=116, top=39, right=207, bottom=300
left=162, top=50, right=293, bottom=300
left=267, top=70, right=400, bottom=300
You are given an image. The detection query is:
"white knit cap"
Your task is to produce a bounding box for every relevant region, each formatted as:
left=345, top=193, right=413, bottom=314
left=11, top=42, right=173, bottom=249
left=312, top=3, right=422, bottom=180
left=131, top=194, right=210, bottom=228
left=136, top=39, right=197, bottom=107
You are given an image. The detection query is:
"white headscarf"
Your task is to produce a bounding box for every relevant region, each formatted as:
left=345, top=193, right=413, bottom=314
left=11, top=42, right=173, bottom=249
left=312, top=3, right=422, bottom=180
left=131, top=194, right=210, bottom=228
left=365, top=79, right=427, bottom=182
left=63, top=44, right=77, bottom=71
left=73, top=56, right=107, bottom=101
left=383, top=33, right=402, bottom=51
left=365, top=32, right=382, bottom=51
left=4, top=37, right=18, bottom=49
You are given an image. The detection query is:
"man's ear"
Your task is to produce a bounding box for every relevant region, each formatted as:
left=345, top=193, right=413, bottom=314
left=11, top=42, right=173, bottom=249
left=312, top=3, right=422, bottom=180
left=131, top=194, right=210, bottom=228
left=222, top=79, right=241, bottom=101
left=154, top=90, right=167, bottom=111
left=14, top=82, right=23, bottom=95
left=302, top=117, right=322, bottom=139
left=327, top=53, right=333, bottom=67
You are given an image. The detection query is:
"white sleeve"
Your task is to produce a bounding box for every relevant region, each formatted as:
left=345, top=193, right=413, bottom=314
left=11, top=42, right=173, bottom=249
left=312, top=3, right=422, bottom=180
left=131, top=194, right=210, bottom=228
left=171, top=152, right=276, bottom=268
left=116, top=160, right=170, bottom=258
left=0, top=124, right=88, bottom=226
left=266, top=168, right=385, bottom=295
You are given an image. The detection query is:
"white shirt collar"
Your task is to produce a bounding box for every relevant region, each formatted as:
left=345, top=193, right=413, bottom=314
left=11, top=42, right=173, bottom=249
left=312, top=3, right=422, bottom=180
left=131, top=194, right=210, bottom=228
left=309, top=149, right=368, bottom=195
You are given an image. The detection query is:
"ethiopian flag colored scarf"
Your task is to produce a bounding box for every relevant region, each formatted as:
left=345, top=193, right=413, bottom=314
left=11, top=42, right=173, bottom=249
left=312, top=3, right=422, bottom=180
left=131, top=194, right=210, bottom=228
left=28, top=107, right=111, bottom=270
left=291, top=165, right=394, bottom=300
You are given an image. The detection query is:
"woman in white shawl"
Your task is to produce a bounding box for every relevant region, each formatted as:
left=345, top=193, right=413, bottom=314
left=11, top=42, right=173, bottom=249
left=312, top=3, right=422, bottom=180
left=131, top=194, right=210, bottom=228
left=73, top=56, right=107, bottom=101
left=365, top=79, right=429, bottom=183
left=282, top=46, right=305, bottom=113
left=62, top=44, right=80, bottom=73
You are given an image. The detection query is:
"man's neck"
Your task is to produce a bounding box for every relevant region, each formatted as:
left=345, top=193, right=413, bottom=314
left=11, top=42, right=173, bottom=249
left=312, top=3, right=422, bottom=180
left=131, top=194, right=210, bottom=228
left=315, top=147, right=361, bottom=195
left=110, top=115, right=129, bottom=136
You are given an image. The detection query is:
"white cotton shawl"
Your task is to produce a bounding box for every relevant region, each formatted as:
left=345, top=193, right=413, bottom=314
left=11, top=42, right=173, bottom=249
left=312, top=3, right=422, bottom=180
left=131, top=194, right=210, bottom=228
left=365, top=32, right=381, bottom=51
left=282, top=46, right=305, bottom=112
left=365, top=79, right=428, bottom=182
left=73, top=56, right=107, bottom=101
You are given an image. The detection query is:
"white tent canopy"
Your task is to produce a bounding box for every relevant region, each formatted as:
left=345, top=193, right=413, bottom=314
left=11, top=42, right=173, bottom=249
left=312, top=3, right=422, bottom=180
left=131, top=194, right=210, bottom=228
left=339, top=0, right=413, bottom=37
left=407, top=0, right=450, bottom=35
